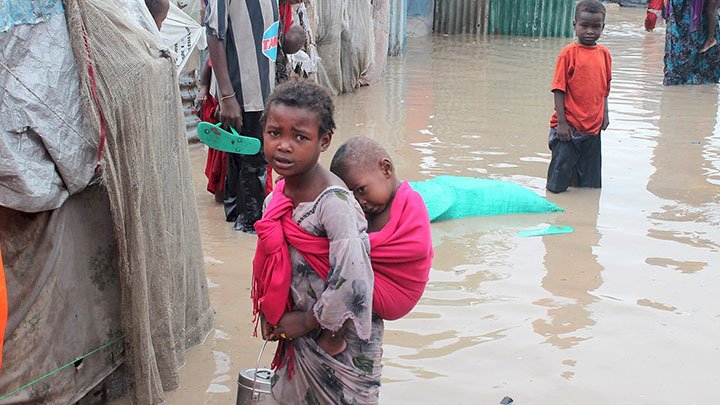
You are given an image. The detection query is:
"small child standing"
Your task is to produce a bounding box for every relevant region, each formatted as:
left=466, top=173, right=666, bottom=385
left=546, top=0, right=611, bottom=194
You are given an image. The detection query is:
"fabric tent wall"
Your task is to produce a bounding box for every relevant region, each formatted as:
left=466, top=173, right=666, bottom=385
left=1, top=0, right=213, bottom=402
left=310, top=0, right=375, bottom=95
left=358, top=0, right=391, bottom=86
left=0, top=185, right=126, bottom=403
left=64, top=0, right=214, bottom=402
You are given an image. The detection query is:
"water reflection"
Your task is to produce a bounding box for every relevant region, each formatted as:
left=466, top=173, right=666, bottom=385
left=533, top=190, right=603, bottom=350
left=644, top=85, right=720, bottom=268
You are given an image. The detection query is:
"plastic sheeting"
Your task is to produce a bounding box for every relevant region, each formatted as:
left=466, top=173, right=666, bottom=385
left=0, top=12, right=98, bottom=213
left=160, top=2, right=207, bottom=73
left=0, top=0, right=64, bottom=33
left=115, top=0, right=207, bottom=74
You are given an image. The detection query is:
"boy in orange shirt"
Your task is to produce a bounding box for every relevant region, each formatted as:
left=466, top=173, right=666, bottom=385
left=546, top=0, right=611, bottom=193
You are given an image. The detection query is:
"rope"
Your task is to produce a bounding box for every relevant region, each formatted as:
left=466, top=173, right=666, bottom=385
left=0, top=335, right=124, bottom=401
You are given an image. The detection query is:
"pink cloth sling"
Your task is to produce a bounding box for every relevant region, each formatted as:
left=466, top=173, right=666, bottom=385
left=369, top=182, right=434, bottom=320
left=252, top=180, right=433, bottom=326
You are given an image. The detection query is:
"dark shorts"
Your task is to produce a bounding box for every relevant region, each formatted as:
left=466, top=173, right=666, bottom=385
left=546, top=126, right=602, bottom=193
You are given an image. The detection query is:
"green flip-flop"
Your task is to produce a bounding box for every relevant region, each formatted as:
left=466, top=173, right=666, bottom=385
left=197, top=122, right=261, bottom=155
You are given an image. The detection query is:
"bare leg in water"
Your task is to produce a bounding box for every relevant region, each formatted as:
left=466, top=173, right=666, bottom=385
left=700, top=0, right=720, bottom=53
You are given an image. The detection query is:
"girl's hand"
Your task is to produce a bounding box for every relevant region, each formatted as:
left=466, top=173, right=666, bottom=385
left=261, top=316, right=279, bottom=341
left=218, top=96, right=243, bottom=131
left=275, top=311, right=320, bottom=340
left=602, top=114, right=610, bottom=131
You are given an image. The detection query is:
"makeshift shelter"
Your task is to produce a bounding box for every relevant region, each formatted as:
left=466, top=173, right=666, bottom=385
left=0, top=0, right=213, bottom=403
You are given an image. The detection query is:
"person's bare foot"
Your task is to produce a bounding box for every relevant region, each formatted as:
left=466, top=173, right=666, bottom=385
left=316, top=330, right=347, bottom=356
left=700, top=37, right=717, bottom=53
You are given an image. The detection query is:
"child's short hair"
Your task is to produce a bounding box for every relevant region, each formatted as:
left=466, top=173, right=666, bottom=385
left=261, top=79, right=336, bottom=136
left=575, top=0, right=606, bottom=18
left=330, top=137, right=390, bottom=180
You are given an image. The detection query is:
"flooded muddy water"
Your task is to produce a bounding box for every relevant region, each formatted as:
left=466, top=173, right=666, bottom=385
left=168, top=6, right=720, bottom=404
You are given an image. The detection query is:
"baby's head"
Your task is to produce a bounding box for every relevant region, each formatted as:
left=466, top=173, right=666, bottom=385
left=145, top=0, right=170, bottom=30
left=262, top=79, right=336, bottom=178
left=283, top=25, right=307, bottom=55
left=330, top=137, right=401, bottom=217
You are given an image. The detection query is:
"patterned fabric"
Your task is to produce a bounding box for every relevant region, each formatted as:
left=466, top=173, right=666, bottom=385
left=0, top=0, right=63, bottom=32
left=664, top=0, right=720, bottom=85
left=270, top=187, right=383, bottom=405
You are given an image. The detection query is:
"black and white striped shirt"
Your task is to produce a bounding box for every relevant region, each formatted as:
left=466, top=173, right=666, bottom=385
left=206, top=0, right=279, bottom=112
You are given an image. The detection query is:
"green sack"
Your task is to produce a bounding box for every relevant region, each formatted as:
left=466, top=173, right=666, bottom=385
left=409, top=176, right=562, bottom=222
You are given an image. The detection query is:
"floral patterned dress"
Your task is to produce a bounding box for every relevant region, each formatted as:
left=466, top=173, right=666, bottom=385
left=664, top=0, right=720, bottom=85
left=271, top=186, right=384, bottom=405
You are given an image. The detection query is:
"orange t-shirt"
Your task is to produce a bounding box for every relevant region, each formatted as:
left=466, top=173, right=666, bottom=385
left=550, top=42, right=612, bottom=135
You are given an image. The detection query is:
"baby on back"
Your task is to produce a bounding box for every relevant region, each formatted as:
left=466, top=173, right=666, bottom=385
left=315, top=137, right=433, bottom=355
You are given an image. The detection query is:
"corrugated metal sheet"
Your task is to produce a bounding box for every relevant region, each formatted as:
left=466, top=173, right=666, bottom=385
left=433, top=0, right=573, bottom=38
left=389, top=0, right=409, bottom=55
left=488, top=0, right=574, bottom=37
left=433, top=0, right=490, bottom=36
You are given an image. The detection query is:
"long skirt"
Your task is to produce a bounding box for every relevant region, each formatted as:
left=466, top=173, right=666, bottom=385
left=664, top=0, right=720, bottom=85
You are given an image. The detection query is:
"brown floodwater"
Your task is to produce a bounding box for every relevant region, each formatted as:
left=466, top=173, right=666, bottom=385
left=164, top=6, right=720, bottom=404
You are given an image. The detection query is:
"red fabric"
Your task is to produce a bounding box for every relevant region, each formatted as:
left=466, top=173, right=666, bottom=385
left=368, top=182, right=433, bottom=320
left=266, top=166, right=274, bottom=195
left=80, top=25, right=106, bottom=171
left=0, top=245, right=6, bottom=370
left=280, top=3, right=293, bottom=34
left=252, top=180, right=329, bottom=326
left=201, top=95, right=228, bottom=195
left=648, top=0, right=664, bottom=11
left=645, top=0, right=664, bottom=30
left=252, top=181, right=433, bottom=326
left=549, top=42, right=612, bottom=135
left=645, top=11, right=659, bottom=31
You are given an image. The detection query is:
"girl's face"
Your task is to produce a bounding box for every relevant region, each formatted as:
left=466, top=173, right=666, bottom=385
left=263, top=104, right=330, bottom=179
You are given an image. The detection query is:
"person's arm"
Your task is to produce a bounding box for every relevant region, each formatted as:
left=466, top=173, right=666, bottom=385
left=197, top=63, right=212, bottom=102
left=602, top=97, right=610, bottom=131
left=207, top=34, right=243, bottom=130
left=269, top=310, right=320, bottom=340
left=553, top=90, right=571, bottom=141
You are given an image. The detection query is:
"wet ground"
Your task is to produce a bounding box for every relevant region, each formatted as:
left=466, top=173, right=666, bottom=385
left=166, top=6, right=720, bottom=404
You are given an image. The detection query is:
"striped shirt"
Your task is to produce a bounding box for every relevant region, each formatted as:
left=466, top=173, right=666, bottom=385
left=206, top=0, right=279, bottom=112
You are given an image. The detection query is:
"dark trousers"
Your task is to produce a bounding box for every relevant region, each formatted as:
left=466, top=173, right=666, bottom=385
left=546, top=126, right=602, bottom=193
left=223, top=111, right=267, bottom=232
